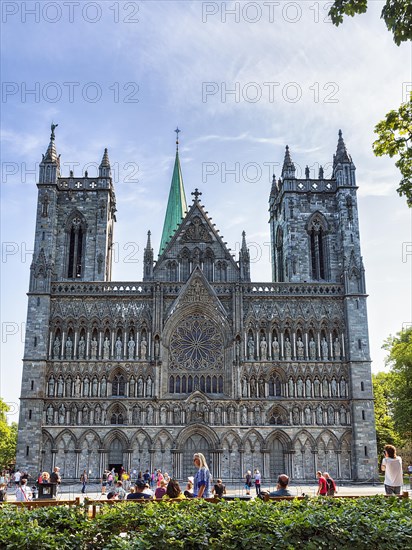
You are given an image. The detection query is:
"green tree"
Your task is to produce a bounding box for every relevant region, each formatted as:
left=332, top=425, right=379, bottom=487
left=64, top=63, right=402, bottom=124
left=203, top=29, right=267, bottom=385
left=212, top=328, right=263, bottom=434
left=372, top=371, right=401, bottom=457
left=373, top=96, right=412, bottom=206
left=329, top=0, right=412, bottom=46
left=0, top=399, right=17, bottom=469
left=383, top=327, right=412, bottom=440
left=330, top=2, right=412, bottom=206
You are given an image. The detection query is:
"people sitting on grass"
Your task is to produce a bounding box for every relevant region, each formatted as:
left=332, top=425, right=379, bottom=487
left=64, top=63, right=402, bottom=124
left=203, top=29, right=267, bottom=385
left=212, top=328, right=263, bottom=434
left=269, top=474, right=292, bottom=497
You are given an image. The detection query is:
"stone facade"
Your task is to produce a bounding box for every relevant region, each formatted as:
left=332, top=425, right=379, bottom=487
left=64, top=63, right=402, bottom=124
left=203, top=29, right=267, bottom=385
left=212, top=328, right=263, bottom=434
left=16, top=127, right=378, bottom=482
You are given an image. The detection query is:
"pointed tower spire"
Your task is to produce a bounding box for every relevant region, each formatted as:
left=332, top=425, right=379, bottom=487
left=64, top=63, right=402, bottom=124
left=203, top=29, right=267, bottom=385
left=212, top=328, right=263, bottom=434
left=332, top=130, right=356, bottom=185
left=39, top=123, right=60, bottom=184
left=143, top=230, right=154, bottom=281
left=281, top=145, right=296, bottom=179
left=334, top=129, right=352, bottom=166
left=159, top=129, right=188, bottom=255
left=239, top=230, right=251, bottom=282
left=99, top=148, right=111, bottom=178
left=270, top=173, right=278, bottom=197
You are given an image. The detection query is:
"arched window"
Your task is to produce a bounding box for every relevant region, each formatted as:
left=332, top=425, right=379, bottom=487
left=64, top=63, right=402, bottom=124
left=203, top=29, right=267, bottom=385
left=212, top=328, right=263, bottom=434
left=167, top=261, right=178, bottom=282
left=204, top=249, right=214, bottom=281
left=110, top=406, right=125, bottom=425
left=206, top=376, right=211, bottom=393
left=175, top=376, right=181, bottom=393
left=182, top=375, right=187, bottom=393
left=180, top=249, right=190, bottom=281
left=308, top=214, right=328, bottom=281
left=66, top=214, right=86, bottom=279
left=169, top=376, right=174, bottom=393
left=218, top=376, right=223, bottom=393
left=112, top=374, right=125, bottom=396
left=276, top=227, right=284, bottom=282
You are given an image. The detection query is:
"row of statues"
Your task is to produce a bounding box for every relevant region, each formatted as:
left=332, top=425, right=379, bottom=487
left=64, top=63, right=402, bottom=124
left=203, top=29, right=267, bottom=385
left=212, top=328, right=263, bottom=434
left=245, top=335, right=341, bottom=361
left=47, top=374, right=154, bottom=399
left=45, top=401, right=350, bottom=427
left=241, top=375, right=347, bottom=399
left=52, top=334, right=160, bottom=361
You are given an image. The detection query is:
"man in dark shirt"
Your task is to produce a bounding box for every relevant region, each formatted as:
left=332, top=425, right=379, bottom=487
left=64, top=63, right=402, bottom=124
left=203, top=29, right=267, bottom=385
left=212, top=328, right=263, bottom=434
left=50, top=467, right=61, bottom=484
left=127, top=480, right=152, bottom=500
left=269, top=474, right=292, bottom=497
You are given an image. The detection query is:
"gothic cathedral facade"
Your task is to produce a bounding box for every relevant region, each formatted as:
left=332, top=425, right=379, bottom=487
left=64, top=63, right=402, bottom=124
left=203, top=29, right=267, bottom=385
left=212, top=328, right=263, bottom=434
left=16, top=126, right=378, bottom=482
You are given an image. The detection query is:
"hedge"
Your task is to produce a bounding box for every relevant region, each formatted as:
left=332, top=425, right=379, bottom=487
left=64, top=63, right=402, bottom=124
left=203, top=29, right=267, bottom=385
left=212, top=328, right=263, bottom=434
left=0, top=496, right=411, bottom=549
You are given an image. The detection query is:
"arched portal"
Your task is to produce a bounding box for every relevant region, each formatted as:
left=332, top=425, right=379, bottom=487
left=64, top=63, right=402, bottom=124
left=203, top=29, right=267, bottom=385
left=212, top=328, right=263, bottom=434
left=270, top=439, right=285, bottom=478
left=183, top=433, right=210, bottom=479
left=108, top=438, right=124, bottom=472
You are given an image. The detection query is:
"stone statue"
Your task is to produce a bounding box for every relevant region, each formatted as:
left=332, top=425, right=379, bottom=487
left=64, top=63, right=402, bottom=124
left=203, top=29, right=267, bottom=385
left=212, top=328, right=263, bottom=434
left=140, top=336, right=147, bottom=360
left=78, top=336, right=86, bottom=359
left=101, top=376, right=107, bottom=397
left=128, top=335, right=135, bottom=359
left=241, top=405, right=247, bottom=425
left=132, top=406, right=140, bottom=424
left=334, top=337, right=341, bottom=359
left=340, top=378, right=346, bottom=397
left=59, top=404, right=65, bottom=425
left=339, top=406, right=346, bottom=425
left=284, top=338, right=292, bottom=360
left=65, top=376, right=72, bottom=397
left=137, top=376, right=143, bottom=397
left=314, top=377, right=320, bottom=397
left=92, top=376, right=98, bottom=397
left=146, top=376, right=153, bottom=397
left=82, top=406, right=88, bottom=424
left=305, top=378, right=312, bottom=397
left=328, top=405, right=335, bottom=425
left=296, top=337, right=304, bottom=359
left=322, top=378, right=329, bottom=397
left=316, top=405, right=323, bottom=425
left=103, top=336, right=110, bottom=360
left=146, top=405, right=153, bottom=425
left=304, top=406, right=312, bottom=424
left=321, top=337, right=328, bottom=360
left=247, top=336, right=255, bottom=360
left=129, top=377, right=135, bottom=397
left=173, top=405, right=181, bottom=424
left=292, top=406, right=299, bottom=424
left=83, top=376, right=89, bottom=397
left=272, top=337, right=280, bottom=360
left=215, top=405, right=222, bottom=425
left=235, top=340, right=240, bottom=360
left=297, top=377, right=304, bottom=397
left=46, top=405, right=54, bottom=424
left=288, top=378, right=294, bottom=397
left=95, top=405, right=102, bottom=423
left=57, top=376, right=64, bottom=397
left=250, top=377, right=256, bottom=397
left=331, top=377, right=338, bottom=397
left=65, top=336, right=73, bottom=359
left=48, top=376, right=55, bottom=397
left=53, top=336, right=60, bottom=359
left=154, top=339, right=160, bottom=359
left=242, top=376, right=247, bottom=397
left=254, top=405, right=261, bottom=425
left=75, top=376, right=81, bottom=397
left=309, top=337, right=316, bottom=360
left=260, top=336, right=267, bottom=360
left=258, top=378, right=265, bottom=398
left=91, top=337, right=98, bottom=360
left=115, top=336, right=122, bottom=360
left=70, top=406, right=77, bottom=425
left=160, top=406, right=167, bottom=424
left=228, top=405, right=235, bottom=424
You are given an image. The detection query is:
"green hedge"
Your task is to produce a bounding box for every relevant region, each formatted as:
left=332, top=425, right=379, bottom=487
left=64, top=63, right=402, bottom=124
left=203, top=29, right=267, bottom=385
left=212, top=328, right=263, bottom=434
left=0, top=496, right=411, bottom=549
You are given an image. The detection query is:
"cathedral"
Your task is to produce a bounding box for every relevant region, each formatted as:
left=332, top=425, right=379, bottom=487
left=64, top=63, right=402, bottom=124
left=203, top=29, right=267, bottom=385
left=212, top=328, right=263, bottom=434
left=16, top=125, right=378, bottom=482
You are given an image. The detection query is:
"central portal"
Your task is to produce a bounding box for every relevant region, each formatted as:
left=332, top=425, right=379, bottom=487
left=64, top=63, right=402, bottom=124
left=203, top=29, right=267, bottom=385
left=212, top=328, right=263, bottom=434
left=183, top=434, right=210, bottom=480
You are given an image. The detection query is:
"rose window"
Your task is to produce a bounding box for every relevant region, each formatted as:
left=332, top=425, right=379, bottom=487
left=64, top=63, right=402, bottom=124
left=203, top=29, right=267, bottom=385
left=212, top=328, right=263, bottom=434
left=169, top=315, right=223, bottom=371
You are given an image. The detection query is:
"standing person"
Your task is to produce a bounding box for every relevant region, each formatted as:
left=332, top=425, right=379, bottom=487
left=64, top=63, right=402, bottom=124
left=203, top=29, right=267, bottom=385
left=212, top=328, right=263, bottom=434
left=254, top=469, right=261, bottom=496
left=13, top=470, right=22, bottom=487
left=212, top=478, right=226, bottom=498
left=381, top=444, right=403, bottom=495
left=50, top=467, right=61, bottom=485
left=80, top=470, right=88, bottom=494
left=323, top=472, right=337, bottom=496
left=156, top=469, right=164, bottom=487
left=316, top=471, right=328, bottom=496
left=244, top=470, right=252, bottom=495
left=143, top=469, right=151, bottom=485
left=101, top=470, right=108, bottom=494
left=193, top=452, right=211, bottom=499
left=15, top=479, right=32, bottom=501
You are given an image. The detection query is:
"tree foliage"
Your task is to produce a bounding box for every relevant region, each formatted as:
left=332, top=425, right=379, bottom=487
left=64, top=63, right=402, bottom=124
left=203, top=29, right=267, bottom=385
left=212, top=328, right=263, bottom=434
left=0, top=398, right=17, bottom=470
left=372, top=372, right=401, bottom=456
left=383, top=327, right=412, bottom=440
left=373, top=96, right=412, bottom=206
left=329, top=0, right=412, bottom=46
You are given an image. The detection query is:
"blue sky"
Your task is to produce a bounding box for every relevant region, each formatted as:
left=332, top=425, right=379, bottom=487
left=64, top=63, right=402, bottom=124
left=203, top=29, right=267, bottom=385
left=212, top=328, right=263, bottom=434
left=1, top=1, right=411, bottom=422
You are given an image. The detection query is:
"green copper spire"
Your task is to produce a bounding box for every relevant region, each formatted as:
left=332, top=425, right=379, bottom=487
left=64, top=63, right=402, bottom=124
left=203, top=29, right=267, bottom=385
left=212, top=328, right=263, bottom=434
left=159, top=128, right=187, bottom=254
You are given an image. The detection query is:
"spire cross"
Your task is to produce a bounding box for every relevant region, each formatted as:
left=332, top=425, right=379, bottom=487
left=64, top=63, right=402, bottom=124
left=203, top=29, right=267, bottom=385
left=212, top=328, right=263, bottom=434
left=175, top=127, right=181, bottom=150
left=191, top=188, right=202, bottom=201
